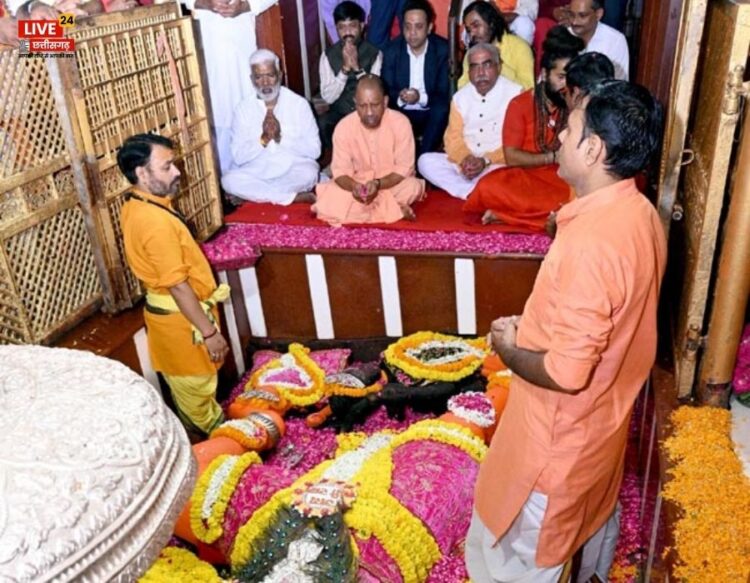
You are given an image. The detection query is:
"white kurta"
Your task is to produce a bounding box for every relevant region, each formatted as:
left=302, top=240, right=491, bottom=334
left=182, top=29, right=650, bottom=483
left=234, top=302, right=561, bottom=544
left=418, top=77, right=521, bottom=199
left=221, top=86, right=321, bottom=204
left=580, top=21, right=630, bottom=81
left=184, top=0, right=278, bottom=173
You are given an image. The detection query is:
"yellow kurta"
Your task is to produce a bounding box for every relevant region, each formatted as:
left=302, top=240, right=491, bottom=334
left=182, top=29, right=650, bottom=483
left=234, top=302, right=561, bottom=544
left=121, top=188, right=220, bottom=377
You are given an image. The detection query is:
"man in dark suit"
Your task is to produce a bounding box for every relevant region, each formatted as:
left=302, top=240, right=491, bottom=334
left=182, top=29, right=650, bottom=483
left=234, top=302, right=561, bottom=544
left=381, top=0, right=449, bottom=156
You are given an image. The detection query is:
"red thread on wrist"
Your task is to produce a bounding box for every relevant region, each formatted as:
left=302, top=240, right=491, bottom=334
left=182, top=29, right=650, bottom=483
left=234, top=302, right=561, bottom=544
left=203, top=328, right=218, bottom=340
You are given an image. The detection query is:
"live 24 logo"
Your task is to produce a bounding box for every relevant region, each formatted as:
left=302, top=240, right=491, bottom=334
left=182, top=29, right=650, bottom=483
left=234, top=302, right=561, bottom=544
left=18, top=14, right=76, bottom=57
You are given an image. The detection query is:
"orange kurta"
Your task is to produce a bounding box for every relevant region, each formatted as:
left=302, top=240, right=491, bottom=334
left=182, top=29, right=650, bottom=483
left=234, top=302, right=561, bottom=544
left=314, top=109, right=425, bottom=225
left=464, top=89, right=571, bottom=232
left=474, top=179, right=667, bottom=566
left=121, top=188, right=219, bottom=376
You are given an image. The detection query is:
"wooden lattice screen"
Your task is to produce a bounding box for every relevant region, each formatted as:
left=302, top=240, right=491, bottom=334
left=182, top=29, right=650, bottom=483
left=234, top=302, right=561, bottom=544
left=0, top=4, right=223, bottom=345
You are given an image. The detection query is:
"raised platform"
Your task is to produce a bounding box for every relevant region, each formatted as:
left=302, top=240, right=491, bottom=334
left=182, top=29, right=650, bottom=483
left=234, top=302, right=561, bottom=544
left=200, top=195, right=551, bottom=376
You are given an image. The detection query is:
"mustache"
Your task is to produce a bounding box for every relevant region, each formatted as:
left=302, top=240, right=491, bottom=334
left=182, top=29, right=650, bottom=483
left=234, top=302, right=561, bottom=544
left=343, top=35, right=356, bottom=42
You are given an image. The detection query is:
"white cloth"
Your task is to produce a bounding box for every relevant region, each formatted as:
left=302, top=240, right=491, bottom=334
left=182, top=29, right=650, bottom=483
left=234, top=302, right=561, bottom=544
left=319, top=51, right=383, bottom=104
left=397, top=40, right=430, bottom=110
left=509, top=15, right=535, bottom=45
left=184, top=0, right=278, bottom=173
left=418, top=153, right=502, bottom=199
left=418, top=77, right=520, bottom=199
left=465, top=494, right=565, bottom=583
left=580, top=21, right=630, bottom=81
left=465, top=495, right=621, bottom=583
left=221, top=86, right=321, bottom=204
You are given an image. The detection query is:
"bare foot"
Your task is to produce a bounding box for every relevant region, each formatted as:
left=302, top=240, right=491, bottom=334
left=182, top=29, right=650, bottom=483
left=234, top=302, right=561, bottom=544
left=294, top=191, right=317, bottom=204
left=481, top=210, right=502, bottom=225
left=401, top=205, right=416, bottom=221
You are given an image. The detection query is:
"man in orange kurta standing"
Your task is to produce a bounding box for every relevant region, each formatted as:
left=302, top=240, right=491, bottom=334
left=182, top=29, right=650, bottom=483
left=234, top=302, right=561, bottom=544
left=467, top=80, right=666, bottom=582
left=314, top=75, right=425, bottom=226
left=118, top=134, right=229, bottom=437
left=463, top=26, right=583, bottom=232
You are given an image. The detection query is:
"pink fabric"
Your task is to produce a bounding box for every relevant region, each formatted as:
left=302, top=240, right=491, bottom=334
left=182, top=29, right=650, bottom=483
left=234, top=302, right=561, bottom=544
left=220, top=464, right=297, bottom=557
left=390, top=441, right=478, bottom=553
left=357, top=537, right=404, bottom=582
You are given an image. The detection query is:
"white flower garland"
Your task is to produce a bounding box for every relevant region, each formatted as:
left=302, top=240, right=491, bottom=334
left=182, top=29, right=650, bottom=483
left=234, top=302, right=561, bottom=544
left=447, top=392, right=496, bottom=428
left=201, top=456, right=239, bottom=521
left=322, top=433, right=394, bottom=483
left=218, top=418, right=265, bottom=438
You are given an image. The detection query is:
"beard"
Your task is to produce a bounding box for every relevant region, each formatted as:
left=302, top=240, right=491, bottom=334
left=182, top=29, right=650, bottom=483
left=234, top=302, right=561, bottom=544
left=544, top=80, right=567, bottom=109
left=255, top=83, right=281, bottom=103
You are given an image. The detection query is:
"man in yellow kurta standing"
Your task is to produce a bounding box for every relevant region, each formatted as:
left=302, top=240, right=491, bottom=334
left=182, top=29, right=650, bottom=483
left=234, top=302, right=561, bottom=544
left=467, top=80, right=666, bottom=582
left=118, top=133, right=228, bottom=436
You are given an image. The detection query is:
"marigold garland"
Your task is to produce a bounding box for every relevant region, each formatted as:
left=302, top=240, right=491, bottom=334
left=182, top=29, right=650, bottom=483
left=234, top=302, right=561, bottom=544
left=325, top=370, right=387, bottom=398
left=138, top=547, right=222, bottom=582
left=384, top=332, right=488, bottom=382
left=190, top=452, right=262, bottom=543
left=230, top=421, right=487, bottom=583
left=662, top=406, right=750, bottom=582
left=247, top=343, right=326, bottom=407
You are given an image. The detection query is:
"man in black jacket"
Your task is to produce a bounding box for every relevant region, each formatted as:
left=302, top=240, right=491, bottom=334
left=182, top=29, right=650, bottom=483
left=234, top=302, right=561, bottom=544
left=381, top=0, right=449, bottom=156
left=318, top=0, right=383, bottom=150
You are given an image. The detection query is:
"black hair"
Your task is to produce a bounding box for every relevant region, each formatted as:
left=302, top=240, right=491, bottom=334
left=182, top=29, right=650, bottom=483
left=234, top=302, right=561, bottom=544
left=583, top=80, right=664, bottom=179
left=462, top=0, right=508, bottom=43
left=356, top=73, right=386, bottom=96
left=117, top=133, right=174, bottom=185
left=591, top=1, right=603, bottom=9
left=565, top=52, right=614, bottom=96
left=333, top=0, right=365, bottom=24
left=540, top=25, right=585, bottom=72
left=402, top=0, right=435, bottom=24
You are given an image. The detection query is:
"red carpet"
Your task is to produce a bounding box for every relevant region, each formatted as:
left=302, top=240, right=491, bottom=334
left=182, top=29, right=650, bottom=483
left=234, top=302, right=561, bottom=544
left=225, top=189, right=538, bottom=234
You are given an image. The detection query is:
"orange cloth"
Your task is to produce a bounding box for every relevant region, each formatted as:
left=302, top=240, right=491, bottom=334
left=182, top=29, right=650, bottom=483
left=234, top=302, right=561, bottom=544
left=474, top=178, right=667, bottom=566
left=121, top=188, right=220, bottom=376
left=464, top=89, right=571, bottom=232
left=314, top=109, right=425, bottom=225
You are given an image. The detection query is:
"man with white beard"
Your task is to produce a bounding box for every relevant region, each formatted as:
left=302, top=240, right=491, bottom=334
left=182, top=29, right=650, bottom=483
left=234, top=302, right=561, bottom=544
left=221, top=49, right=321, bottom=205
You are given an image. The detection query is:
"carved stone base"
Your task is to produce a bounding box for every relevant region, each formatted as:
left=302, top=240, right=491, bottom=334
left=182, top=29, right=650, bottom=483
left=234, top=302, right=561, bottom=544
left=0, top=346, right=195, bottom=582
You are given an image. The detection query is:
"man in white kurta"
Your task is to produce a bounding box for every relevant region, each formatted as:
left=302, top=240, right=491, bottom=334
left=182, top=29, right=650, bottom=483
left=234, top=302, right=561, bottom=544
left=222, top=50, right=321, bottom=204
left=184, top=0, right=278, bottom=173
left=568, top=0, right=629, bottom=80
left=418, top=43, right=521, bottom=200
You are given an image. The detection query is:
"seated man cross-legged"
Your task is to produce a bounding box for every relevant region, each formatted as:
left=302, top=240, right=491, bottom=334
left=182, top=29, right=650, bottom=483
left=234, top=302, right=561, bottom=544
left=221, top=49, right=321, bottom=205
left=314, top=75, right=425, bottom=226
left=418, top=43, right=522, bottom=200
left=381, top=0, right=450, bottom=156
left=464, top=26, right=583, bottom=230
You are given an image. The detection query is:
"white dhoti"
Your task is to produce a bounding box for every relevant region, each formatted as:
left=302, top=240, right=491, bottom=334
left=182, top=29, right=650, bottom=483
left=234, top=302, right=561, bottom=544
left=466, top=494, right=621, bottom=583
left=418, top=152, right=502, bottom=200
left=221, top=158, right=319, bottom=205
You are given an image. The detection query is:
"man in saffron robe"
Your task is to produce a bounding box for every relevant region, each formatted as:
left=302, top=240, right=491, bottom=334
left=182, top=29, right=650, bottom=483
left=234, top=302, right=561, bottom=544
left=119, top=134, right=228, bottom=437
left=467, top=80, right=666, bottom=582
left=314, top=75, right=425, bottom=226
left=464, top=26, right=582, bottom=232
